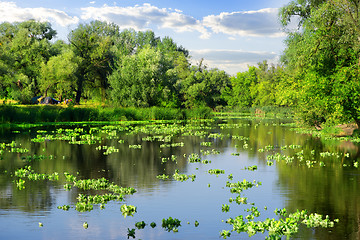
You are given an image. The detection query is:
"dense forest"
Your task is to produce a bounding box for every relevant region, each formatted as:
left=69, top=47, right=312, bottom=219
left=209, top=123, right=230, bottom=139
left=1, top=0, right=360, bottom=128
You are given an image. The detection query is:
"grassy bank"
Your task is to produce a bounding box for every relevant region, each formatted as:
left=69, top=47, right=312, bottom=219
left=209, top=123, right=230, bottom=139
left=213, top=106, right=294, bottom=118
left=0, top=105, right=212, bottom=124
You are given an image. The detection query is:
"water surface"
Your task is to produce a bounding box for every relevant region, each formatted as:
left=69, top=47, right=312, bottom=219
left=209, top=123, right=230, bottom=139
left=0, top=118, right=359, bottom=239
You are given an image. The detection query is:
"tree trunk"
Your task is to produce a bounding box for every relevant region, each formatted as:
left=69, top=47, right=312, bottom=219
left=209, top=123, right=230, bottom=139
left=75, top=76, right=84, bottom=104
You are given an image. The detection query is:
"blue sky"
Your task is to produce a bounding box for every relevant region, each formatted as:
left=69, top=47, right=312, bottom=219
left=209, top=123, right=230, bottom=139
left=0, top=0, right=291, bottom=75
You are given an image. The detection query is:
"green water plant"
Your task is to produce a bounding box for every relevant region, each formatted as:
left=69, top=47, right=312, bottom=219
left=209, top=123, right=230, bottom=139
left=57, top=205, right=70, bottom=211
left=195, top=220, right=199, bottom=227
left=162, top=217, right=181, bottom=232
left=135, top=221, right=146, bottom=229
left=223, top=209, right=338, bottom=239
left=172, top=170, right=196, bottom=182
left=83, top=222, right=88, bottom=229
left=208, top=169, right=225, bottom=175
left=120, top=204, right=137, bottom=217
left=157, top=174, right=169, bottom=180
left=226, top=179, right=262, bottom=194
left=222, top=204, right=230, bottom=213
left=188, top=153, right=201, bottom=163
left=127, top=228, right=135, bottom=238
left=245, top=165, right=258, bottom=171
left=220, top=230, right=231, bottom=239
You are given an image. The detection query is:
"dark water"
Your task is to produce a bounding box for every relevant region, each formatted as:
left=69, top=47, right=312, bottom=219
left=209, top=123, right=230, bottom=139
left=0, top=118, right=359, bottom=239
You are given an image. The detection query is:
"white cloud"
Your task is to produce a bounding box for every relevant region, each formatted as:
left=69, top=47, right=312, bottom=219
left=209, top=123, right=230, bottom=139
left=203, top=8, right=284, bottom=37
left=190, top=49, right=279, bottom=75
left=81, top=3, right=210, bottom=38
left=0, top=2, right=79, bottom=27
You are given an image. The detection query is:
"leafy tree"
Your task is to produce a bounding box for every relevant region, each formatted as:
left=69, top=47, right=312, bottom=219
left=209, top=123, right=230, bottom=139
left=280, top=0, right=360, bottom=127
left=226, top=66, right=257, bottom=108
left=39, top=50, right=80, bottom=101
left=226, top=62, right=288, bottom=109
left=68, top=21, right=119, bottom=104
left=0, top=20, right=56, bottom=103
left=109, top=45, right=177, bottom=107
left=181, top=63, right=230, bottom=108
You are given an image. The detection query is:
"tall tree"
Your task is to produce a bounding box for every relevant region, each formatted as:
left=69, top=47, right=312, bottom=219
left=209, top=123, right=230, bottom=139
left=39, top=50, right=80, bottom=101
left=0, top=20, right=56, bottom=103
left=68, top=21, right=119, bottom=104
left=109, top=45, right=178, bottom=107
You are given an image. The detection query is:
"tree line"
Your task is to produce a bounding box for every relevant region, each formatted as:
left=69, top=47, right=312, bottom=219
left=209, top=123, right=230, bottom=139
left=1, top=0, right=359, bottom=128
left=0, top=20, right=229, bottom=109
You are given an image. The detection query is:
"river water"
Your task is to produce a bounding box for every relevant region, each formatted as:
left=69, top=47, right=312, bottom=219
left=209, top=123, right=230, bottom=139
left=0, top=117, right=359, bottom=239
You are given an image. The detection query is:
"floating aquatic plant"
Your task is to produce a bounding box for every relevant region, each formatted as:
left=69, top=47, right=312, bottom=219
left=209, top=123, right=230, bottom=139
left=220, top=230, right=231, bottom=239
left=195, top=220, right=199, bottom=227
left=226, top=179, right=261, bottom=194
left=208, top=169, right=225, bottom=175
left=222, top=204, right=230, bottom=213
left=245, top=165, right=258, bottom=171
left=188, top=153, right=201, bottom=163
left=157, top=174, right=169, bottom=180
left=135, top=221, right=146, bottom=229
left=120, top=204, right=137, bottom=217
left=223, top=209, right=339, bottom=239
left=172, top=170, right=196, bottom=182
left=162, top=217, right=181, bottom=232
left=83, top=222, right=88, bottom=229
left=127, top=228, right=135, bottom=238
left=57, top=205, right=70, bottom=211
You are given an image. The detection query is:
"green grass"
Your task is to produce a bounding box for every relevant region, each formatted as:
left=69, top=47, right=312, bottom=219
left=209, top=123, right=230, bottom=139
left=0, top=105, right=212, bottom=124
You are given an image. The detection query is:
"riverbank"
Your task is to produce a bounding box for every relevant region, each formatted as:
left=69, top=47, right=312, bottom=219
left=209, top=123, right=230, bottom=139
left=0, top=105, right=212, bottom=124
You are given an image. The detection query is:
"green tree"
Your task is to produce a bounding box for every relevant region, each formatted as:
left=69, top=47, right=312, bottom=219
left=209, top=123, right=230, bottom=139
left=280, top=0, right=360, bottom=127
left=0, top=20, right=56, bottom=103
left=109, top=45, right=176, bottom=107
left=226, top=66, right=258, bottom=108
left=68, top=21, right=119, bottom=104
left=39, top=50, right=80, bottom=101
left=181, top=63, right=230, bottom=108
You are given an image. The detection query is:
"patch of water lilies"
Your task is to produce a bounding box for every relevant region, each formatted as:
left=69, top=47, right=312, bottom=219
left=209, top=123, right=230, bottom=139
left=222, top=209, right=339, bottom=239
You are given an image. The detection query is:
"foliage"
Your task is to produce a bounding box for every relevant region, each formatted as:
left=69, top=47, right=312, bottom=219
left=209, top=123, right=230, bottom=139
left=68, top=21, right=118, bottom=103
left=279, top=0, right=360, bottom=127
left=181, top=65, right=231, bottom=108
left=0, top=20, right=56, bottom=103
left=109, top=45, right=178, bottom=107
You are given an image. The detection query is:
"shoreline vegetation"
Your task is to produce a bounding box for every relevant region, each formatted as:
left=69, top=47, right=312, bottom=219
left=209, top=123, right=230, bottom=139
left=0, top=104, right=212, bottom=124
left=2, top=104, right=359, bottom=142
